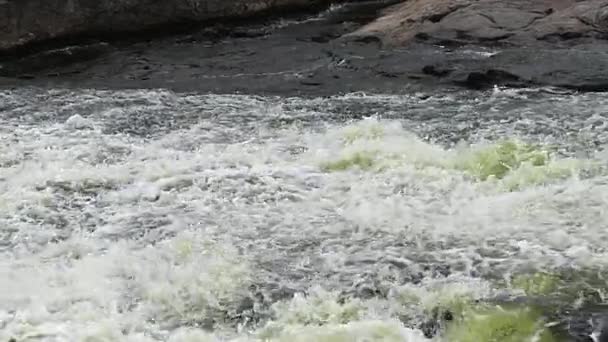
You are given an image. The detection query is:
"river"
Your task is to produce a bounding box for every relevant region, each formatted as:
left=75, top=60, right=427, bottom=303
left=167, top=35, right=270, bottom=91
left=1, top=87, right=608, bottom=341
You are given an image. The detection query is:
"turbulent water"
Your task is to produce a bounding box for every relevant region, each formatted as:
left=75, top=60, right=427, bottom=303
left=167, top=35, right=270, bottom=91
left=2, top=87, right=608, bottom=341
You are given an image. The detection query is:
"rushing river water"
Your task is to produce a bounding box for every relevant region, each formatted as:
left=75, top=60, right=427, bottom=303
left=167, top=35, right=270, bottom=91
left=1, top=87, right=608, bottom=341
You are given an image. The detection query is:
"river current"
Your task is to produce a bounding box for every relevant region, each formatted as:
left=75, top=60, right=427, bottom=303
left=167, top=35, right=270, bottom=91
left=1, top=87, right=608, bottom=341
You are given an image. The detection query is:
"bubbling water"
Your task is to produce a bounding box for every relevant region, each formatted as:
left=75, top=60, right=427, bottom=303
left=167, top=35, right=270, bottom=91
left=1, top=88, right=607, bottom=341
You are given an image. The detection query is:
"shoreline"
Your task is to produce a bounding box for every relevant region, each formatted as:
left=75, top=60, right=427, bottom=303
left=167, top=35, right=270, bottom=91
left=2, top=0, right=608, bottom=96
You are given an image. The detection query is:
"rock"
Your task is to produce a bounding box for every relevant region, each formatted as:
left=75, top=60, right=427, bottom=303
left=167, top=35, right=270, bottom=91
left=324, top=0, right=403, bottom=24
left=426, top=47, right=608, bottom=91
left=349, top=0, right=608, bottom=47
left=419, top=318, right=440, bottom=338
left=0, top=42, right=112, bottom=77
left=3, top=0, right=608, bottom=95
left=460, top=69, right=527, bottom=90
left=422, top=65, right=451, bottom=77
left=530, top=0, right=608, bottom=42
left=595, top=316, right=608, bottom=342
left=343, top=0, right=608, bottom=91
left=419, top=306, right=454, bottom=338
left=235, top=296, right=255, bottom=314
left=269, top=286, right=298, bottom=302
left=341, top=0, right=471, bottom=46
left=0, top=0, right=332, bottom=52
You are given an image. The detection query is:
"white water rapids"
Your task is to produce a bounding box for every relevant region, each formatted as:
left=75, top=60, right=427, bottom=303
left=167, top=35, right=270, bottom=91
left=1, top=87, right=608, bottom=341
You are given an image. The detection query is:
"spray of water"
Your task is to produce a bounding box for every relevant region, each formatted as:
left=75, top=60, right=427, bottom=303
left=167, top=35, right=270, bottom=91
left=1, top=88, right=607, bottom=341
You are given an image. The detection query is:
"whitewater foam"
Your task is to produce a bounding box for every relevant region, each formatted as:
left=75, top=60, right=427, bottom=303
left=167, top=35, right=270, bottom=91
left=1, top=88, right=607, bottom=341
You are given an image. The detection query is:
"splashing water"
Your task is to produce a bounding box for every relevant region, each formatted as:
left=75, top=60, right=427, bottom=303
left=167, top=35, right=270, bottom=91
left=1, top=87, right=608, bottom=341
left=319, top=119, right=600, bottom=191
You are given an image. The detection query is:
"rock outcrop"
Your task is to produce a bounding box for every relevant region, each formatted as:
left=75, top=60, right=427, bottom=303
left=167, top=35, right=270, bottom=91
left=0, top=0, right=329, bottom=52
left=341, top=0, right=608, bottom=91
left=348, top=0, right=608, bottom=47
left=3, top=0, right=608, bottom=93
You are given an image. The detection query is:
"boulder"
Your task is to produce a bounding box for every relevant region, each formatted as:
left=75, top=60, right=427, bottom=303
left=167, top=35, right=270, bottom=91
left=0, top=0, right=330, bottom=52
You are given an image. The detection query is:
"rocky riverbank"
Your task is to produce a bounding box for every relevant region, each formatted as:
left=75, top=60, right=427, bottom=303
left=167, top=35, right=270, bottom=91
left=1, top=0, right=608, bottom=95
left=3, top=2, right=608, bottom=342
left=349, top=0, right=608, bottom=91
left=0, top=0, right=335, bottom=52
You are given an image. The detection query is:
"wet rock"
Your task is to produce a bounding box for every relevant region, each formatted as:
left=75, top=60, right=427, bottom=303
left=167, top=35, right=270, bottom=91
left=3, top=0, right=608, bottom=94
left=341, top=0, right=608, bottom=91
left=235, top=296, right=255, bottom=314
left=483, top=48, right=608, bottom=91
left=354, top=285, right=382, bottom=300
left=422, top=65, right=451, bottom=77
left=0, top=43, right=112, bottom=77
left=420, top=318, right=440, bottom=338
left=461, top=69, right=526, bottom=90
left=548, top=305, right=608, bottom=342
left=416, top=46, right=608, bottom=91
left=269, top=286, right=298, bottom=302
left=561, top=315, right=595, bottom=341
left=419, top=306, right=454, bottom=338
left=598, top=316, right=608, bottom=342
left=0, top=0, right=333, bottom=52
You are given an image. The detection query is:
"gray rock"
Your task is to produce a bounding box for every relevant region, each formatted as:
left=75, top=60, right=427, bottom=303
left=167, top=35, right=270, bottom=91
left=349, top=0, right=608, bottom=47
left=0, top=0, right=331, bottom=51
left=342, top=0, right=608, bottom=92
left=4, top=0, right=608, bottom=95
left=596, top=315, right=608, bottom=342
left=421, top=46, right=608, bottom=91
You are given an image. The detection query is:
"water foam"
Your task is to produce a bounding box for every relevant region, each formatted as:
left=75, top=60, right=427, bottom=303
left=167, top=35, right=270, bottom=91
left=1, top=88, right=607, bottom=341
